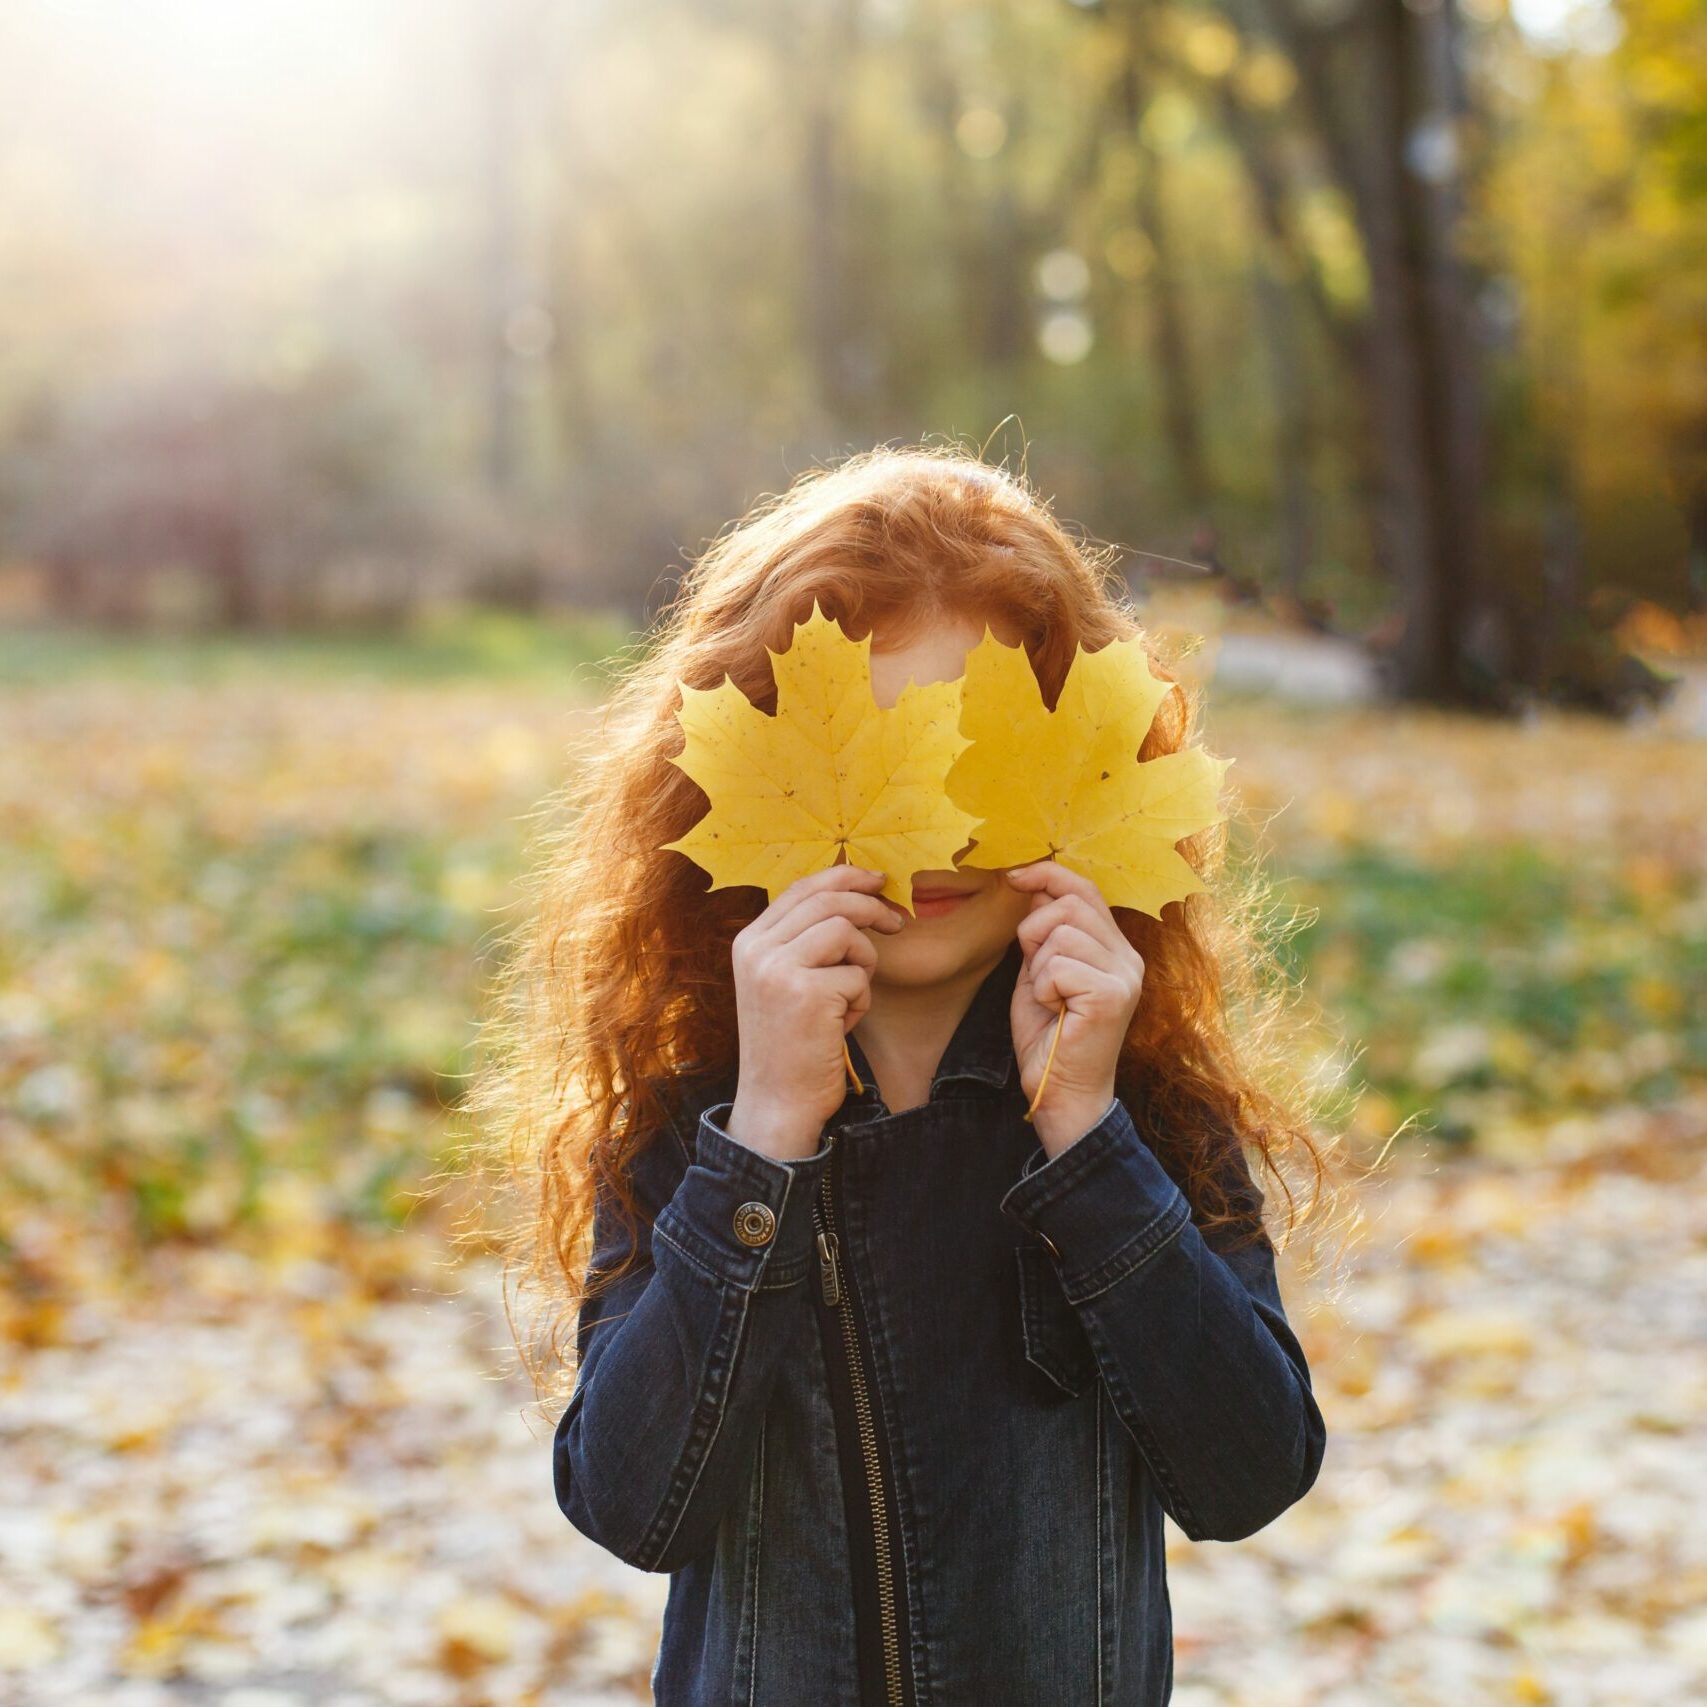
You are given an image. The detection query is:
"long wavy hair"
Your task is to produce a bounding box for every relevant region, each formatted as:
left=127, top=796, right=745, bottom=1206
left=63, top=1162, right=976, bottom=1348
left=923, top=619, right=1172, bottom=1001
left=463, top=441, right=1344, bottom=1404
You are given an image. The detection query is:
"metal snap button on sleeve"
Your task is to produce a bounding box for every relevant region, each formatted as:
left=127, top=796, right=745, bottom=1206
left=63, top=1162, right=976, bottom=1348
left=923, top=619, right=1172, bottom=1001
left=733, top=1201, right=777, bottom=1247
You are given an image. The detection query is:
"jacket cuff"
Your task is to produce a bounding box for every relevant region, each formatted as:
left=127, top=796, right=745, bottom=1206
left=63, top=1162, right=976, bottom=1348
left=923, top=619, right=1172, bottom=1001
left=999, top=1095, right=1192, bottom=1305
left=651, top=1101, right=833, bottom=1293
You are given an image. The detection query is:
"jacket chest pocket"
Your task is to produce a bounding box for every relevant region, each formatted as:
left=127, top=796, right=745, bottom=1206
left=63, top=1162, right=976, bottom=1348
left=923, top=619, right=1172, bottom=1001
left=1015, top=1241, right=1098, bottom=1398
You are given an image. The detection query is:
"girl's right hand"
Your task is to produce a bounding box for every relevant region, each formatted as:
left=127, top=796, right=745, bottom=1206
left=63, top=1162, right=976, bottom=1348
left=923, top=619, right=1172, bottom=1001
left=725, top=864, right=902, bottom=1161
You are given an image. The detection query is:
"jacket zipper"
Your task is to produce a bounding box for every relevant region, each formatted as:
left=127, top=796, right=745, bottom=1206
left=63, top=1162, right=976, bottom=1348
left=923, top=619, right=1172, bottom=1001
left=811, top=1144, right=913, bottom=1707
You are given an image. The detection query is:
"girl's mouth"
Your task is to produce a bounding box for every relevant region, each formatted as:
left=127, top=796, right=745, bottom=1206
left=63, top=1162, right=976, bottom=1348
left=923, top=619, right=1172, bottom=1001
left=909, top=887, right=978, bottom=919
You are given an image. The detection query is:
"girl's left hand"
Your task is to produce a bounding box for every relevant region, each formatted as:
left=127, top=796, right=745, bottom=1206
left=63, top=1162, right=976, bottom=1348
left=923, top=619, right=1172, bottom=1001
left=1006, top=860, right=1146, bottom=1159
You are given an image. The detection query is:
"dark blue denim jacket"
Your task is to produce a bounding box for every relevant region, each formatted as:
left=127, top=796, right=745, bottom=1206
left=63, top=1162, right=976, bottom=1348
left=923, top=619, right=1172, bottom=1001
left=555, top=938, right=1326, bottom=1704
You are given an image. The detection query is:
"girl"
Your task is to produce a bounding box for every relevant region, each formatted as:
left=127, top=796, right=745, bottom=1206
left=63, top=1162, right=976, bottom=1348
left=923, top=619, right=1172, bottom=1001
left=476, top=444, right=1331, bottom=1705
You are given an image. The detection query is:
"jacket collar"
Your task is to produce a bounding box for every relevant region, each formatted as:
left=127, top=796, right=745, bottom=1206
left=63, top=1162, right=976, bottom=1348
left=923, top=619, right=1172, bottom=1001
left=843, top=935, right=1023, bottom=1109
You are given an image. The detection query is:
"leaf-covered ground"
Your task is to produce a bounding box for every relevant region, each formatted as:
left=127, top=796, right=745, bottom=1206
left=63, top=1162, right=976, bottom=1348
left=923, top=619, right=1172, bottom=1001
left=2, top=661, right=1703, bottom=1703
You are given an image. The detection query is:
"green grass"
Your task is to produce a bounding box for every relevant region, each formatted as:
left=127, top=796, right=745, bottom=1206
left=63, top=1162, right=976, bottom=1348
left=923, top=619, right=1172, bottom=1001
left=1277, top=843, right=1705, bottom=1144
left=0, top=606, right=643, bottom=688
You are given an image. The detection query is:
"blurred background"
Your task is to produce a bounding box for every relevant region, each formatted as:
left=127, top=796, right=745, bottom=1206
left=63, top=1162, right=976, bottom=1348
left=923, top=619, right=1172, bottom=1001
left=1, top=1, right=1703, bottom=1703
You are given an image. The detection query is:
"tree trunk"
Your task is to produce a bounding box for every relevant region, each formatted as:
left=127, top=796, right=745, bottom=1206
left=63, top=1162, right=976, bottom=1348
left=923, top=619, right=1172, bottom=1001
left=481, top=12, right=521, bottom=497
left=478, top=1, right=551, bottom=498
left=1248, top=0, right=1494, bottom=705
left=1253, top=256, right=1313, bottom=600
left=800, top=0, right=865, bottom=422
left=205, top=517, right=260, bottom=631
left=1134, top=147, right=1212, bottom=515
left=1685, top=475, right=1707, bottom=615
left=1119, top=19, right=1212, bottom=520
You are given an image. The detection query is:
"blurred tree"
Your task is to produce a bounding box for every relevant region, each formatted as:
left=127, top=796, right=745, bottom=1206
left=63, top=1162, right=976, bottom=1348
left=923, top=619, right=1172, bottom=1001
left=8, top=360, right=537, bottom=629
left=1486, top=0, right=1707, bottom=617
left=1181, top=0, right=1496, bottom=705
left=477, top=0, right=555, bottom=500
left=0, top=0, right=1699, bottom=703
left=1117, top=5, right=1214, bottom=518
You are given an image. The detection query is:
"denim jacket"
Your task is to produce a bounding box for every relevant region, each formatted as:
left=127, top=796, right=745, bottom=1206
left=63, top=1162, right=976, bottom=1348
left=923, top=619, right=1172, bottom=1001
left=554, top=938, right=1326, bottom=1705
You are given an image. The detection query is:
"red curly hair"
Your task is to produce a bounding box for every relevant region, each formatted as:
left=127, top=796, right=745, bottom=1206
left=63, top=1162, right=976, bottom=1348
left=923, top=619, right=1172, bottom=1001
left=464, top=441, right=1337, bottom=1402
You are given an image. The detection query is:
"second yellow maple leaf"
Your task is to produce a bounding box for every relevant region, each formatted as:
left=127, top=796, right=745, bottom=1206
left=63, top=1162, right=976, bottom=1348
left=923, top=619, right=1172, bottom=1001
left=946, top=626, right=1230, bottom=919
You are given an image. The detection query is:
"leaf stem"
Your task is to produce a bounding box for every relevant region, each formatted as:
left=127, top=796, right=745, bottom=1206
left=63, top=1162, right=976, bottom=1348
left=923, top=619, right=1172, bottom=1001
left=1022, top=1005, right=1066, bottom=1123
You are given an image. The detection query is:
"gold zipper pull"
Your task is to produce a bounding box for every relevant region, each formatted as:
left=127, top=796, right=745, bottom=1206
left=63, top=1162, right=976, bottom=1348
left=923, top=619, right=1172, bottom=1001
left=816, top=1228, right=842, bottom=1307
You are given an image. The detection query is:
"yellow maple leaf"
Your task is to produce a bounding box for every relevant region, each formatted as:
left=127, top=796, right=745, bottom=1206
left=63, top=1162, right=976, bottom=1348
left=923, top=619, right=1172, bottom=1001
left=662, top=599, right=980, bottom=915
left=945, top=626, right=1230, bottom=919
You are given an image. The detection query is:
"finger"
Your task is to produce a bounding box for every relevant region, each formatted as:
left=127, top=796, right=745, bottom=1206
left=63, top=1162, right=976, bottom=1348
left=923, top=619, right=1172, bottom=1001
left=1028, top=953, right=1126, bottom=1015
left=1015, top=890, right=1115, bottom=957
left=1004, top=858, right=1107, bottom=910
left=773, top=886, right=903, bottom=948
left=755, top=862, right=887, bottom=940
left=1027, top=923, right=1120, bottom=987
left=786, top=914, right=882, bottom=974
left=841, top=972, right=874, bottom=1032
left=749, top=954, right=874, bottom=1028
left=821, top=961, right=876, bottom=1023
